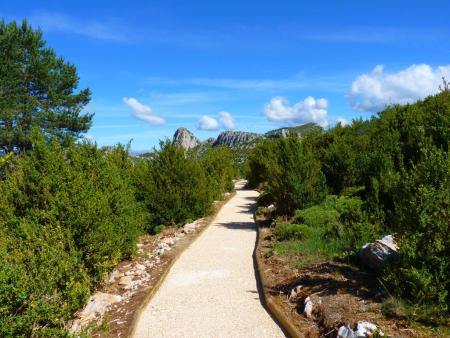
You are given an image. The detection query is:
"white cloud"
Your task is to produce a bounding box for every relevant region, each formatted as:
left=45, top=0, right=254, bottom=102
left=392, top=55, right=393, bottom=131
left=198, top=116, right=219, bottom=131
left=336, top=117, right=348, bottom=126
left=219, top=111, right=235, bottom=129
left=123, top=97, right=165, bottom=125
left=348, top=64, right=450, bottom=112
left=264, top=96, right=329, bottom=127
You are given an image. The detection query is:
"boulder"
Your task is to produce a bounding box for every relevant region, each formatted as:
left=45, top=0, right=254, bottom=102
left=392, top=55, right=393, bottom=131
left=360, top=234, right=398, bottom=270
left=337, top=321, right=382, bottom=338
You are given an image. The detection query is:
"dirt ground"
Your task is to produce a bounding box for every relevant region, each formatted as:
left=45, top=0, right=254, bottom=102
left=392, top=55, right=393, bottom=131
left=256, top=225, right=447, bottom=338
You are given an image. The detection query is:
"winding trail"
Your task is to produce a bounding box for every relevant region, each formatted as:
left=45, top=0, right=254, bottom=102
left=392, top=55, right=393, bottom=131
left=132, top=181, right=285, bottom=338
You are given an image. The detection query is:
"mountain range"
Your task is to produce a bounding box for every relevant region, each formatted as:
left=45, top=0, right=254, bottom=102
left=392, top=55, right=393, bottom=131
left=172, top=123, right=321, bottom=151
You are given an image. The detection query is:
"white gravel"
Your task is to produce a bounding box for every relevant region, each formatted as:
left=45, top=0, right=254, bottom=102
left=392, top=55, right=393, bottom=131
left=132, top=180, right=285, bottom=338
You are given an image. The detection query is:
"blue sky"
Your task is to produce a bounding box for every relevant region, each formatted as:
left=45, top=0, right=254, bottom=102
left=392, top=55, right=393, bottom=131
left=2, top=0, right=450, bottom=150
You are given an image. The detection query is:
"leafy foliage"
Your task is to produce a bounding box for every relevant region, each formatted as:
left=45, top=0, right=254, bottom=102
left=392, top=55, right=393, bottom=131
left=247, top=91, right=450, bottom=321
left=134, top=140, right=235, bottom=232
left=0, top=136, right=146, bottom=336
left=0, top=20, right=92, bottom=153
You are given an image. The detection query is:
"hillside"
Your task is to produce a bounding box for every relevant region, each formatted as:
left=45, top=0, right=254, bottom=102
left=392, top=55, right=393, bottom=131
left=172, top=122, right=321, bottom=151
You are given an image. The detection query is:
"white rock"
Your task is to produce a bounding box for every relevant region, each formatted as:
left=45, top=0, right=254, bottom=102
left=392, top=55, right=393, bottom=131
left=134, top=263, right=146, bottom=271
left=337, top=325, right=356, bottom=338
left=267, top=204, right=275, bottom=209
left=378, top=235, right=398, bottom=251
left=303, top=296, right=313, bottom=318
left=360, top=234, right=398, bottom=270
left=118, top=275, right=133, bottom=287
left=108, top=270, right=120, bottom=283
left=355, top=321, right=382, bottom=337
left=71, top=292, right=122, bottom=332
left=162, top=237, right=175, bottom=246
left=289, top=285, right=302, bottom=300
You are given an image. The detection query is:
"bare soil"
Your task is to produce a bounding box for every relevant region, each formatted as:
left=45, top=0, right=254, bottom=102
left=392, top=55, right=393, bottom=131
left=256, top=225, right=445, bottom=338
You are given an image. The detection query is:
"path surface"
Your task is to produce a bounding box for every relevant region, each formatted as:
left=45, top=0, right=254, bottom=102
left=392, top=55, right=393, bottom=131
left=132, top=181, right=285, bottom=338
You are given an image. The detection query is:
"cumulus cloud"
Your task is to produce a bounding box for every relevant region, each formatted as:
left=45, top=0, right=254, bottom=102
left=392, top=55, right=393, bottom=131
left=336, top=117, right=348, bottom=126
left=123, top=97, right=165, bottom=125
left=219, top=111, right=235, bottom=129
left=264, top=96, right=329, bottom=127
left=348, top=64, right=450, bottom=112
left=198, top=116, right=219, bottom=131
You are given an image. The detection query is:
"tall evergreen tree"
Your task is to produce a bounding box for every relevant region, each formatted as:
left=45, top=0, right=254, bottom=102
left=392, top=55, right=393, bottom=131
left=0, top=20, right=92, bottom=153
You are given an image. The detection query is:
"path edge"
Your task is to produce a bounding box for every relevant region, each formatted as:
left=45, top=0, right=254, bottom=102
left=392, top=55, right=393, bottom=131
left=128, top=191, right=236, bottom=338
left=254, top=218, right=303, bottom=338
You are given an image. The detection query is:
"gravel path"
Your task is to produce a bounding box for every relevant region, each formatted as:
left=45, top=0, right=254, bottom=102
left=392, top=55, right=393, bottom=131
left=132, top=181, right=285, bottom=338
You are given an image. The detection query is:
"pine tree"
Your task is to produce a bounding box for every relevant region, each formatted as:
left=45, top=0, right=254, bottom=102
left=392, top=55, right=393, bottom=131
left=0, top=20, right=92, bottom=153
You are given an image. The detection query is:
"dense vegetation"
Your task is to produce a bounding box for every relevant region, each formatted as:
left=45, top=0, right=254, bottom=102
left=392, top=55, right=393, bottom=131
left=0, top=21, right=236, bottom=336
left=246, top=91, right=450, bottom=325
left=134, top=141, right=237, bottom=232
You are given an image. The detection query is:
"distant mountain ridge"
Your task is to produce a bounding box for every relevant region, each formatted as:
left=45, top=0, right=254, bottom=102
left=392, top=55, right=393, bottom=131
left=172, top=123, right=321, bottom=151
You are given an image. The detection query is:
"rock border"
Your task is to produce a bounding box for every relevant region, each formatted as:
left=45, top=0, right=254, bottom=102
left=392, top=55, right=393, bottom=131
left=254, top=217, right=303, bottom=338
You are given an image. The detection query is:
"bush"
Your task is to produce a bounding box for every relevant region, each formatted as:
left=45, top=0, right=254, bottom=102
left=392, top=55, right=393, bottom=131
left=199, top=146, right=236, bottom=199
left=253, top=136, right=326, bottom=215
left=293, top=204, right=338, bottom=229
left=0, top=137, right=145, bottom=336
left=384, top=147, right=450, bottom=320
left=274, top=222, right=313, bottom=241
left=134, top=140, right=234, bottom=231
left=257, top=191, right=273, bottom=207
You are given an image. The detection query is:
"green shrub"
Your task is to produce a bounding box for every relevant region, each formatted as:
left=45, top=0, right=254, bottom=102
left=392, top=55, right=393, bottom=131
left=257, top=191, right=273, bottom=207
left=199, top=146, right=236, bottom=199
left=293, top=204, right=338, bottom=228
left=134, top=140, right=215, bottom=231
left=274, top=223, right=313, bottom=241
left=0, top=137, right=145, bottom=336
left=384, top=147, right=450, bottom=321
left=266, top=136, right=327, bottom=215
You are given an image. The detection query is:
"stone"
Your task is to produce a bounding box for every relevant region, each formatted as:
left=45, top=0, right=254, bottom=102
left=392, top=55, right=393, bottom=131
left=303, top=296, right=313, bottom=318
left=289, top=285, right=302, bottom=301
left=71, top=292, right=122, bottom=332
left=108, top=270, right=120, bottom=283
left=134, top=263, right=146, bottom=271
left=360, top=234, right=398, bottom=270
left=337, top=321, right=382, bottom=338
left=162, top=237, right=175, bottom=246
left=337, top=325, right=355, bottom=338
left=118, top=276, right=133, bottom=287
left=355, top=321, right=382, bottom=337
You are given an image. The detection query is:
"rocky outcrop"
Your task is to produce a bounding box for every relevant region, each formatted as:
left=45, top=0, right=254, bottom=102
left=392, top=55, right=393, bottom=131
left=171, top=123, right=321, bottom=151
left=172, top=128, right=200, bottom=149
left=360, top=234, right=398, bottom=271
left=214, top=131, right=260, bottom=149
left=264, top=122, right=322, bottom=139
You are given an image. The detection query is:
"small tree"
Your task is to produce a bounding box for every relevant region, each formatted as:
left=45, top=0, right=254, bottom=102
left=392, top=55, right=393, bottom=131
left=0, top=20, right=92, bottom=153
left=268, top=136, right=327, bottom=215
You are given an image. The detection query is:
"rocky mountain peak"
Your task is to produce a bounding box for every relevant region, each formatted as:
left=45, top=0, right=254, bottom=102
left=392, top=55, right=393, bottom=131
left=214, top=131, right=260, bottom=149
left=172, top=128, right=199, bottom=150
